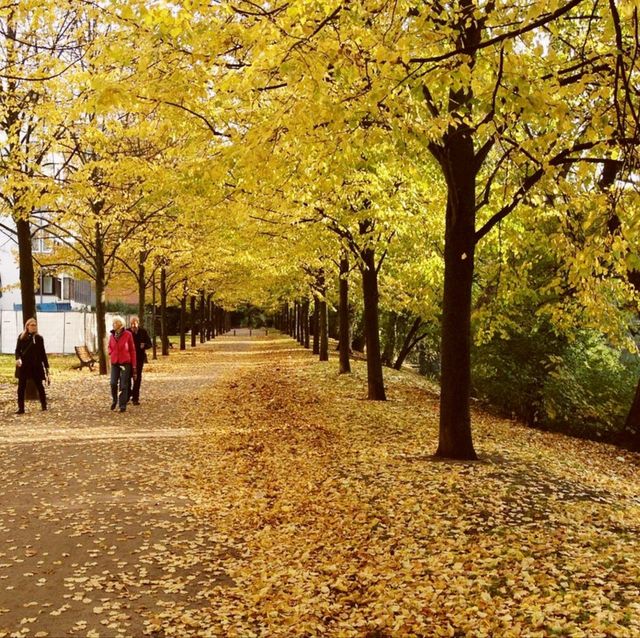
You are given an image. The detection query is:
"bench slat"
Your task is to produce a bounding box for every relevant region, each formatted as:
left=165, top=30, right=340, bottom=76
left=75, top=346, right=96, bottom=370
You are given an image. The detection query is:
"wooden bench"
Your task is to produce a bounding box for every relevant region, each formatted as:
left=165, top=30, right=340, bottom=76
left=74, top=345, right=97, bottom=371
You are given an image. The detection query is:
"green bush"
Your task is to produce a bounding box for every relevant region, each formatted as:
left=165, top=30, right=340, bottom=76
left=471, top=327, right=640, bottom=441
left=471, top=323, right=564, bottom=426
left=542, top=335, right=640, bottom=439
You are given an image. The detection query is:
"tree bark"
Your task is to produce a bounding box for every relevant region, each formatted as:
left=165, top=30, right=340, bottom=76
left=623, top=380, right=640, bottom=450
left=199, top=291, right=206, bottom=343
left=393, top=316, right=424, bottom=370
left=431, top=1, right=479, bottom=460
left=94, top=223, right=108, bottom=375
left=190, top=296, right=197, bottom=347
left=303, top=299, right=310, bottom=349
left=160, top=266, right=169, bottom=356
left=312, top=299, right=320, bottom=355
left=298, top=302, right=305, bottom=345
left=289, top=304, right=295, bottom=338
left=360, top=246, right=386, bottom=400
left=16, top=217, right=37, bottom=324
left=180, top=294, right=186, bottom=350
left=137, top=251, right=146, bottom=326
left=151, top=270, right=158, bottom=360
left=338, top=255, right=351, bottom=374
left=434, top=132, right=478, bottom=459
left=206, top=295, right=213, bottom=339
left=319, top=294, right=329, bottom=362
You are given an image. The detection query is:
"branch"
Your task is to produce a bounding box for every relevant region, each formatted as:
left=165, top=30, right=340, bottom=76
left=38, top=260, right=94, bottom=280
left=409, top=0, right=586, bottom=65
left=474, top=138, right=637, bottom=243
left=137, top=95, right=230, bottom=138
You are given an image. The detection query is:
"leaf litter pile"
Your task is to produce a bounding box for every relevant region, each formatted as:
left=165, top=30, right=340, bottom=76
left=0, top=332, right=639, bottom=637
left=168, top=335, right=640, bottom=637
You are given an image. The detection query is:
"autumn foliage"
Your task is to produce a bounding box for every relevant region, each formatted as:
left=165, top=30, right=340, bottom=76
left=156, top=335, right=640, bottom=637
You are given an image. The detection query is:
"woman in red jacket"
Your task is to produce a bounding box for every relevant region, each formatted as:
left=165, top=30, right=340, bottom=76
left=108, top=316, right=136, bottom=412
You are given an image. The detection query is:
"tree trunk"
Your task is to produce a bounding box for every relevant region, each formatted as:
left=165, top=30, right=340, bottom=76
left=318, top=270, right=329, bottom=361
left=94, top=225, right=108, bottom=375
left=16, top=217, right=37, bottom=324
left=338, top=255, right=351, bottom=374
left=207, top=295, right=213, bottom=339
left=430, top=1, right=480, bottom=458
left=180, top=295, right=186, bottom=350
left=303, top=299, right=310, bottom=349
left=298, top=302, right=304, bottom=345
left=624, top=379, right=640, bottom=450
left=151, top=270, right=158, bottom=360
left=219, top=307, right=225, bottom=335
left=435, top=137, right=478, bottom=459
left=393, top=316, right=423, bottom=370
left=381, top=311, right=398, bottom=367
left=312, top=298, right=320, bottom=355
left=137, top=251, right=146, bottom=325
left=200, top=291, right=206, bottom=343
left=190, top=296, right=197, bottom=347
left=160, top=266, right=169, bottom=356
left=360, top=247, right=386, bottom=400
left=289, top=304, right=295, bottom=338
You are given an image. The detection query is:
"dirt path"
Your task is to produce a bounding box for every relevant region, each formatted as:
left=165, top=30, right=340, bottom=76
left=0, top=330, right=258, bottom=638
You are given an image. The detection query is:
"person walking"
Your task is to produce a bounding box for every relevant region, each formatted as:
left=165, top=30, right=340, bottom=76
left=14, top=317, right=49, bottom=414
left=108, top=316, right=136, bottom=413
left=127, top=316, right=152, bottom=405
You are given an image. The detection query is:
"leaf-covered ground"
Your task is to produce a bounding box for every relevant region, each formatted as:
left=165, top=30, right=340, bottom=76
left=1, top=330, right=639, bottom=637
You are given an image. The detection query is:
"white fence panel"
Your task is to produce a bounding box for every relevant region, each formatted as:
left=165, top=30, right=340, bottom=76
left=0, top=311, right=130, bottom=354
left=0, top=311, right=19, bottom=355
left=40, top=313, right=65, bottom=354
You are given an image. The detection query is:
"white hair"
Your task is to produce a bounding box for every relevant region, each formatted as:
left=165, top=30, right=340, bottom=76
left=112, top=315, right=125, bottom=328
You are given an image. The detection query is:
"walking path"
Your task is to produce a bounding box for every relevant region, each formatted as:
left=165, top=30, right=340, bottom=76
left=0, top=331, right=257, bottom=638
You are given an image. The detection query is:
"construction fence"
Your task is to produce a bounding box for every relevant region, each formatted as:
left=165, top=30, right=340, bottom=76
left=0, top=310, right=130, bottom=355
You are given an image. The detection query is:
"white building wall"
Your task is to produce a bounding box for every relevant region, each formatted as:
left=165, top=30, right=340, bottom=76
left=0, top=225, right=22, bottom=312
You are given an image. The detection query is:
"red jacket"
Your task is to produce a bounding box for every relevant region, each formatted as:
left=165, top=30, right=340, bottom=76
left=108, top=329, right=137, bottom=369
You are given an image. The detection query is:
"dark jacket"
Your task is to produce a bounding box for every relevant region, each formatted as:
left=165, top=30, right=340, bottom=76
left=15, top=333, right=49, bottom=381
left=128, top=327, right=152, bottom=365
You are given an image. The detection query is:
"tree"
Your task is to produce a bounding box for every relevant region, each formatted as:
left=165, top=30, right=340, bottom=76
left=0, top=2, right=84, bottom=322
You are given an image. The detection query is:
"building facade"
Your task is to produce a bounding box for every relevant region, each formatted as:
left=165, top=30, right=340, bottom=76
left=0, top=215, right=95, bottom=313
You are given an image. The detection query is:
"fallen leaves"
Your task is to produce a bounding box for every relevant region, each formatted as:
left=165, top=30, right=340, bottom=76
left=0, top=333, right=639, bottom=636
left=172, top=336, right=640, bottom=637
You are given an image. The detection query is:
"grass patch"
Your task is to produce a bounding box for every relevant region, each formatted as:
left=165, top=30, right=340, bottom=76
left=0, top=353, right=79, bottom=385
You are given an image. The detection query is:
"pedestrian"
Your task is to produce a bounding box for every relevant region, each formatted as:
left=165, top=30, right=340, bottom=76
left=108, top=316, right=136, bottom=413
left=14, top=317, right=49, bottom=414
left=127, top=316, right=152, bottom=405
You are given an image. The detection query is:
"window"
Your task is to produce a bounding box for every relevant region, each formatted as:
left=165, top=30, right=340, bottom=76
left=31, top=229, right=54, bottom=254
left=41, top=276, right=54, bottom=295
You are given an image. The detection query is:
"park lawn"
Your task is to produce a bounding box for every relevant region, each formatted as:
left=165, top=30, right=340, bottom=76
left=0, top=353, right=79, bottom=384
left=152, top=338, right=640, bottom=638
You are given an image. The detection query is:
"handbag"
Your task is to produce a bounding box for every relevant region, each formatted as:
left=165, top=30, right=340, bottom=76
left=14, top=338, right=34, bottom=379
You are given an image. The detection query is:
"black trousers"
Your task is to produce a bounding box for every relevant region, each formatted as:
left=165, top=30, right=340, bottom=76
left=130, top=359, right=145, bottom=402
left=17, top=374, right=47, bottom=411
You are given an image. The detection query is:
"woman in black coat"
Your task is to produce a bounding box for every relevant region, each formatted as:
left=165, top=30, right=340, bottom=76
left=15, top=317, right=49, bottom=414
